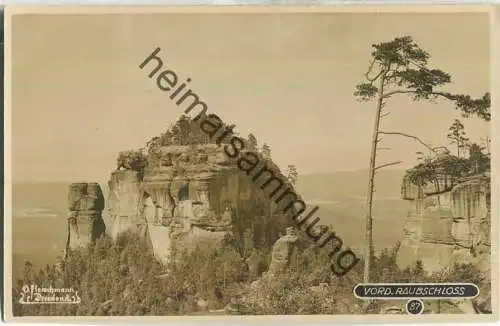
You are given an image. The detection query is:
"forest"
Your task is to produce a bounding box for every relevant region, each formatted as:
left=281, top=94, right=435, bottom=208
left=12, top=230, right=487, bottom=316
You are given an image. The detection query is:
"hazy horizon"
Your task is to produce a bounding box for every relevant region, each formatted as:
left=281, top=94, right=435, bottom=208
left=11, top=168, right=405, bottom=184
left=10, top=12, right=490, bottom=183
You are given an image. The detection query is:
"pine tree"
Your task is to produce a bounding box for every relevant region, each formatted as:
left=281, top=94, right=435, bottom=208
left=447, top=119, right=469, bottom=158
left=355, top=35, right=490, bottom=285
left=286, top=165, right=299, bottom=186
left=261, top=143, right=271, bottom=160
left=247, top=133, right=258, bottom=151
left=467, top=143, right=490, bottom=174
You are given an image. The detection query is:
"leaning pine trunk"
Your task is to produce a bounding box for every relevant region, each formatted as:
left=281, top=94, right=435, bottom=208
left=364, top=75, right=386, bottom=284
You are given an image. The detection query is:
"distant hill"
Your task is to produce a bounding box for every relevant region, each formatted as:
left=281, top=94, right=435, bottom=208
left=11, top=169, right=406, bottom=217
left=10, top=169, right=410, bottom=276
left=293, top=169, right=409, bottom=252
left=295, top=169, right=406, bottom=202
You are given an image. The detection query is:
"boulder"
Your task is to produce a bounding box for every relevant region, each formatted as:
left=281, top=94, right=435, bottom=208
left=268, top=227, right=299, bottom=275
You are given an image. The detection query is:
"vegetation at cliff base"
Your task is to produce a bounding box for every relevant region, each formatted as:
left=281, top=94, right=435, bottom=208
left=13, top=230, right=488, bottom=316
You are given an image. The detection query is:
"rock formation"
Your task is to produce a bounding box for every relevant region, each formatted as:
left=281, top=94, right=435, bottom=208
left=267, top=226, right=299, bottom=275
left=106, top=119, right=292, bottom=266
left=397, top=172, right=490, bottom=272
left=107, top=169, right=143, bottom=239
left=248, top=226, right=299, bottom=297
left=397, top=172, right=491, bottom=313
left=65, top=182, right=106, bottom=254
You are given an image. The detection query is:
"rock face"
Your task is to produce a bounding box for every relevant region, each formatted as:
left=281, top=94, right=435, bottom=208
left=267, top=227, right=299, bottom=275
left=107, top=170, right=143, bottom=239
left=107, top=143, right=290, bottom=265
left=248, top=227, right=299, bottom=301
left=397, top=172, right=490, bottom=272
left=66, top=183, right=106, bottom=251
left=397, top=172, right=491, bottom=313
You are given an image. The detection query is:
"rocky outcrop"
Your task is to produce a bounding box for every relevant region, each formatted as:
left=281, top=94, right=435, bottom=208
left=397, top=172, right=491, bottom=313
left=65, top=183, right=106, bottom=253
left=107, top=170, right=143, bottom=239
left=106, top=142, right=289, bottom=266
left=249, top=226, right=299, bottom=296
left=267, top=227, right=299, bottom=275
left=397, top=172, right=490, bottom=272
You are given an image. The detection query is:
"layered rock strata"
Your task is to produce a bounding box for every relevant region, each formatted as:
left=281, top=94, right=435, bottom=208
left=66, top=182, right=106, bottom=252
left=397, top=172, right=491, bottom=313
left=397, top=172, right=490, bottom=272
left=107, top=143, right=290, bottom=265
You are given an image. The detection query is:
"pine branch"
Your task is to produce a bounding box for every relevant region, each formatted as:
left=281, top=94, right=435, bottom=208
left=365, top=59, right=385, bottom=82
left=378, top=131, right=438, bottom=154
left=375, top=161, right=403, bottom=171
left=382, top=90, right=417, bottom=98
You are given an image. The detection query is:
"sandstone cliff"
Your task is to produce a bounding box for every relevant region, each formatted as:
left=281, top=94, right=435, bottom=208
left=397, top=172, right=490, bottom=272
left=397, top=171, right=491, bottom=313
left=107, top=170, right=143, bottom=239
left=65, top=182, right=106, bottom=254
left=106, top=117, right=292, bottom=266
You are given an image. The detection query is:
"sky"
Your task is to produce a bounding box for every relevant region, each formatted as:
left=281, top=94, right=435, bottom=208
left=9, top=10, right=490, bottom=183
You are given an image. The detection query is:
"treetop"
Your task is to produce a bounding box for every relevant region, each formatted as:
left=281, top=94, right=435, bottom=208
left=355, top=36, right=490, bottom=121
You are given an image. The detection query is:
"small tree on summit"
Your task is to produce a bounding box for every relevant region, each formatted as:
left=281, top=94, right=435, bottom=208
left=354, top=35, right=490, bottom=285
left=247, top=133, right=258, bottom=151
left=174, top=114, right=192, bottom=145
left=480, top=136, right=491, bottom=155
left=261, top=143, right=271, bottom=160
left=447, top=119, right=469, bottom=158
left=467, top=142, right=490, bottom=174
left=286, top=165, right=299, bottom=186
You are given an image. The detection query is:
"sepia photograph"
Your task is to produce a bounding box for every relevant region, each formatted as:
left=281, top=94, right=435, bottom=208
left=3, top=5, right=497, bottom=321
